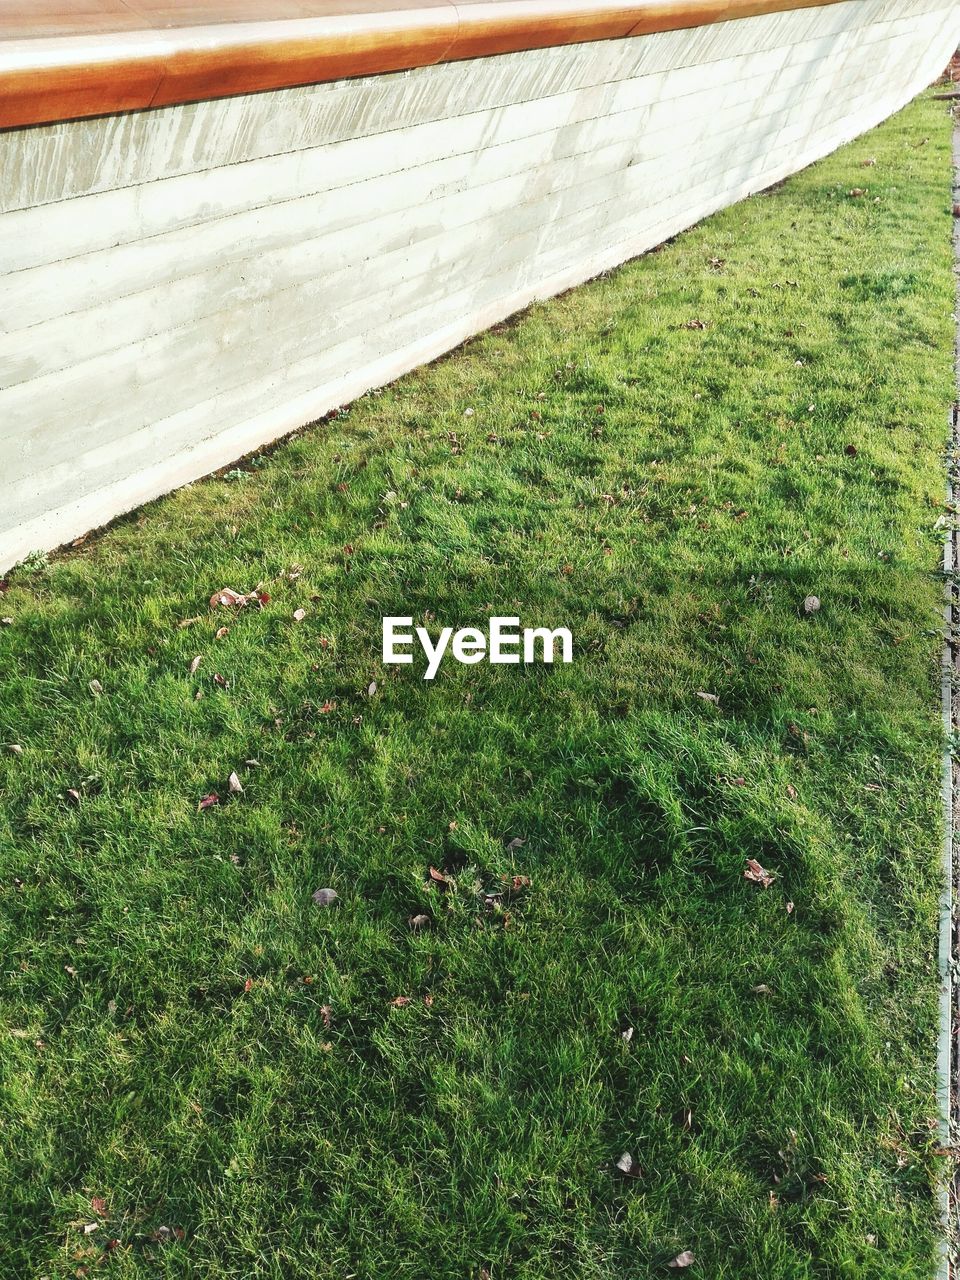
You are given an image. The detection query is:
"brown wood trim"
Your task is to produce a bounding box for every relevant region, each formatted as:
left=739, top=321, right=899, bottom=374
left=0, top=0, right=850, bottom=129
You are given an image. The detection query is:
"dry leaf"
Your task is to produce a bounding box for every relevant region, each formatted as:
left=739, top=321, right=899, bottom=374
left=803, top=595, right=821, bottom=615
left=198, top=793, right=220, bottom=811
left=152, top=1226, right=185, bottom=1244
left=0, top=617, right=13, bottom=626
left=215, top=626, right=229, bottom=640
left=621, top=1026, right=635, bottom=1043
left=367, top=681, right=378, bottom=698
left=293, top=609, right=306, bottom=622
left=786, top=784, right=797, bottom=800
left=409, top=914, right=430, bottom=930
left=668, top=1250, right=695, bottom=1269
left=423, top=995, right=434, bottom=1007
left=844, top=443, right=858, bottom=457
left=64, top=965, right=77, bottom=976
left=243, top=978, right=253, bottom=993
left=189, top=656, right=202, bottom=675
left=848, top=187, right=866, bottom=197
left=212, top=673, right=228, bottom=688
left=7, top=744, right=23, bottom=756
left=210, top=588, right=245, bottom=608
left=744, top=858, right=775, bottom=888
left=82, top=1223, right=99, bottom=1236
left=90, top=1198, right=107, bottom=1218
left=695, top=691, right=719, bottom=704
left=66, top=789, right=81, bottom=805
left=88, top=679, right=103, bottom=697
left=506, top=836, right=526, bottom=851
left=312, top=888, right=338, bottom=907
left=615, top=1151, right=640, bottom=1177
left=177, top=616, right=201, bottom=629
left=428, top=867, right=450, bottom=888
left=228, top=772, right=243, bottom=795
left=786, top=901, right=795, bottom=914
left=389, top=996, right=411, bottom=1007
left=320, top=1005, right=332, bottom=1028
left=752, top=984, right=773, bottom=995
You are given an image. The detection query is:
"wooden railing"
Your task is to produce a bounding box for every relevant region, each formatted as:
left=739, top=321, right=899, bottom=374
left=0, top=0, right=847, bottom=128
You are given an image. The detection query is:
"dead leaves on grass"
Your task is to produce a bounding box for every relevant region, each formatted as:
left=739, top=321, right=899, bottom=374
left=209, top=587, right=270, bottom=610
left=667, top=1251, right=695, bottom=1269
left=744, top=858, right=775, bottom=888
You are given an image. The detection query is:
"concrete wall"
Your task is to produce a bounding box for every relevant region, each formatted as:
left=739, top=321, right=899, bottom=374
left=1, top=0, right=958, bottom=570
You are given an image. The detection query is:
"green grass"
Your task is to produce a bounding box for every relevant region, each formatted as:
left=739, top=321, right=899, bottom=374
left=1, top=92, right=956, bottom=1279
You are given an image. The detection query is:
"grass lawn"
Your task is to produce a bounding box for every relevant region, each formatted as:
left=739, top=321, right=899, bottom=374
left=1, top=92, right=957, bottom=1279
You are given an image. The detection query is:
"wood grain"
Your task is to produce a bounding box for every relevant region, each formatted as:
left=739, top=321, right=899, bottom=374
left=0, top=0, right=854, bottom=127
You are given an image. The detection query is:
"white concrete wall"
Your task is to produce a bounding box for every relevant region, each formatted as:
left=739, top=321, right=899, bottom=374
left=1, top=0, right=958, bottom=570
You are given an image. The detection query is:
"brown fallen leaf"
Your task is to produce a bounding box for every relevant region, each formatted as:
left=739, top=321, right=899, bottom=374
left=320, top=1004, right=332, bottom=1028
left=744, top=858, right=775, bottom=888
left=88, top=679, right=103, bottom=697
left=210, top=587, right=270, bottom=610
left=198, top=793, right=220, bottom=811
left=667, top=1252, right=695, bottom=1269
left=423, top=994, right=434, bottom=1007
left=65, top=789, right=81, bottom=805
left=215, top=626, right=229, bottom=640
left=228, top=772, right=243, bottom=795
left=90, top=1198, right=107, bottom=1218
left=312, top=888, right=338, bottom=907
left=409, top=914, right=430, bottom=930
left=848, top=187, right=867, bottom=197
left=786, top=901, right=795, bottom=914
left=844, top=443, right=858, bottom=457
left=243, top=978, right=253, bottom=993
left=152, top=1226, right=185, bottom=1244
left=389, top=996, right=411, bottom=1007
left=428, top=867, right=451, bottom=889
left=786, top=784, right=797, bottom=800
left=189, top=656, right=202, bottom=675
left=212, top=673, right=229, bottom=688
left=210, top=588, right=245, bottom=609
left=506, top=836, right=527, bottom=851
